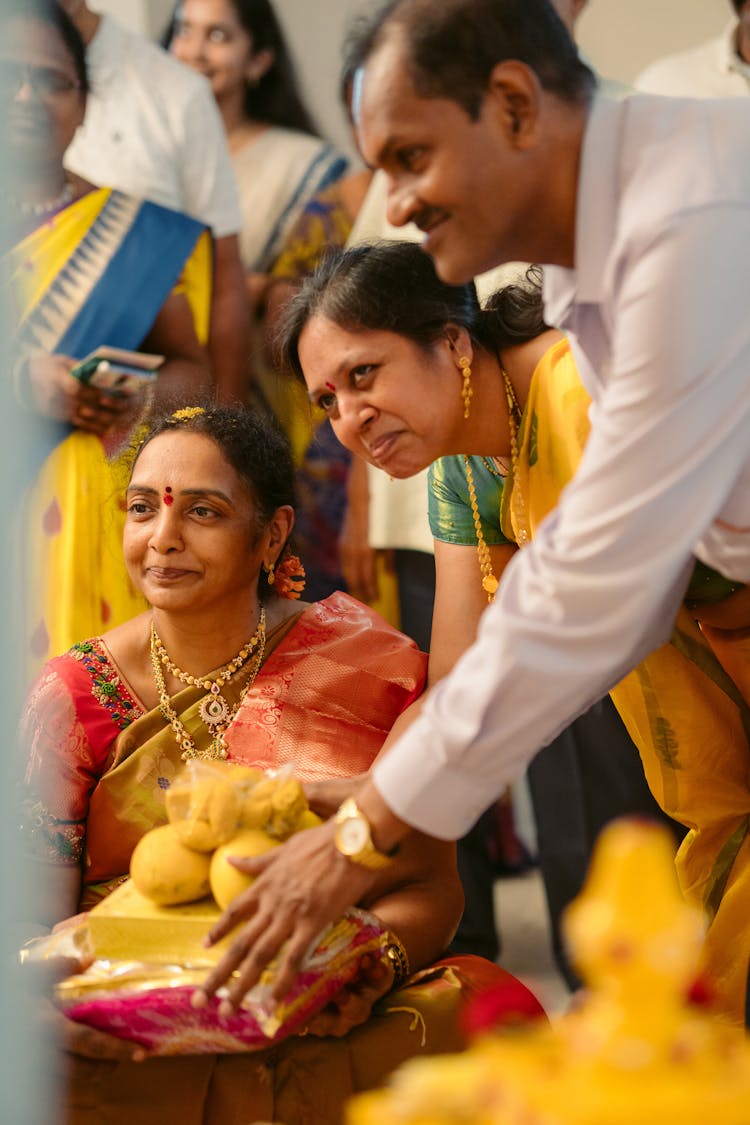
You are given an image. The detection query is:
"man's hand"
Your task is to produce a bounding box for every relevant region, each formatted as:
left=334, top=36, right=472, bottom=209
left=193, top=820, right=377, bottom=1013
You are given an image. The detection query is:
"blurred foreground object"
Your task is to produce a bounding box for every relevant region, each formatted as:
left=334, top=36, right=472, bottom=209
left=348, top=818, right=750, bottom=1124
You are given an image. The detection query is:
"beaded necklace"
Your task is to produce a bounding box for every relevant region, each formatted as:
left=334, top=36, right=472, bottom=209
left=464, top=369, right=528, bottom=604
left=150, top=608, right=267, bottom=761
left=11, top=181, right=75, bottom=218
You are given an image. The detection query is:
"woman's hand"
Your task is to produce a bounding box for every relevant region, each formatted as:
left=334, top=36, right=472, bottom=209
left=23, top=956, right=146, bottom=1062
left=689, top=584, right=750, bottom=631
left=303, top=953, right=394, bottom=1038
left=25, top=354, right=138, bottom=433
left=39, top=995, right=146, bottom=1061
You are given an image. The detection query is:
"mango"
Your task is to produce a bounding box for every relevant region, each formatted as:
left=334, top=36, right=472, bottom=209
left=166, top=773, right=240, bottom=852
left=130, top=824, right=211, bottom=905
left=267, top=776, right=308, bottom=840
left=209, top=827, right=280, bottom=910
left=224, top=763, right=265, bottom=790
left=296, top=808, right=323, bottom=832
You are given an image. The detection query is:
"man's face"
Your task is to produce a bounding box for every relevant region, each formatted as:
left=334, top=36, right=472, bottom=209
left=355, top=34, right=541, bottom=284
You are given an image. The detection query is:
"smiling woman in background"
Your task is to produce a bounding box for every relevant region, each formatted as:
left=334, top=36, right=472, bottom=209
left=166, top=0, right=363, bottom=599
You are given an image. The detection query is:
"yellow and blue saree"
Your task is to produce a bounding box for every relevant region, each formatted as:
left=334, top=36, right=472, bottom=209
left=7, top=188, right=211, bottom=674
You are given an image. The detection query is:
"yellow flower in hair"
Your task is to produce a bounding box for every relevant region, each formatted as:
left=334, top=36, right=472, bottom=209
left=171, top=406, right=205, bottom=421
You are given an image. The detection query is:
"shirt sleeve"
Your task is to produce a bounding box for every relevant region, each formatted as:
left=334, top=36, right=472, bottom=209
left=374, top=204, right=750, bottom=839
left=177, top=80, right=242, bottom=238
left=428, top=456, right=511, bottom=546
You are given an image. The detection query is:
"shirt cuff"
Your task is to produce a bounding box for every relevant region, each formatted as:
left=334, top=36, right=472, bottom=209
left=372, top=715, right=500, bottom=841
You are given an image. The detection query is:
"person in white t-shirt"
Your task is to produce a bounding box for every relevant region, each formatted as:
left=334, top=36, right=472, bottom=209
left=61, top=1, right=251, bottom=400
left=635, top=0, right=750, bottom=97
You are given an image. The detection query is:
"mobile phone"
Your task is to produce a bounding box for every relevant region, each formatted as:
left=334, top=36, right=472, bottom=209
left=70, top=346, right=165, bottom=396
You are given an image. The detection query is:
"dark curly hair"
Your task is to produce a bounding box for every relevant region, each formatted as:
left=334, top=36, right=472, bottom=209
left=277, top=241, right=547, bottom=381
left=131, top=404, right=296, bottom=599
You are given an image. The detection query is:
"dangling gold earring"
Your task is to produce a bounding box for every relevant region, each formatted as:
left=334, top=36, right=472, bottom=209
left=265, top=560, right=275, bottom=585
left=459, top=356, right=473, bottom=419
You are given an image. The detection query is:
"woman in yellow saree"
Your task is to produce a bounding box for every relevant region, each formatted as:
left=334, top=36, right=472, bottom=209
left=3, top=1, right=211, bottom=673
left=20, top=404, right=530, bottom=1124
left=279, top=241, right=750, bottom=1026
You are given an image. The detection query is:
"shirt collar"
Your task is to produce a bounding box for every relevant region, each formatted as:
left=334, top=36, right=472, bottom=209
left=568, top=93, right=624, bottom=305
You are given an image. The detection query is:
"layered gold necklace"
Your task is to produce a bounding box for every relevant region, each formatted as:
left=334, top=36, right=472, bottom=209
left=150, top=608, right=267, bottom=761
left=464, top=368, right=529, bottom=604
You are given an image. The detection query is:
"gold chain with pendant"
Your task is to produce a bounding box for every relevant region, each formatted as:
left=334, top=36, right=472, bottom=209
left=150, top=608, right=267, bottom=761
left=464, top=368, right=529, bottom=604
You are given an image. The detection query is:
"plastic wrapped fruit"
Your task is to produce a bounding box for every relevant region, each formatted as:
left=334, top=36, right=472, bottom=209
left=130, top=824, right=211, bottom=906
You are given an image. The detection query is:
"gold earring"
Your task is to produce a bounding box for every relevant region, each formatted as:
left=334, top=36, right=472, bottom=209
left=265, top=561, right=275, bottom=585
left=458, top=356, right=472, bottom=419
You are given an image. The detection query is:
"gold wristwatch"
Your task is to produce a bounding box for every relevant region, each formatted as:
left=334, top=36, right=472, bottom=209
left=333, top=797, right=393, bottom=870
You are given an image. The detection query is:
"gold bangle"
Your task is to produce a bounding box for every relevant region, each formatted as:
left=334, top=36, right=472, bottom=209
left=383, top=930, right=410, bottom=989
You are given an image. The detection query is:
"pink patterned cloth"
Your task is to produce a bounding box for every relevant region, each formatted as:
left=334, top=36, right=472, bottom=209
left=58, top=910, right=386, bottom=1055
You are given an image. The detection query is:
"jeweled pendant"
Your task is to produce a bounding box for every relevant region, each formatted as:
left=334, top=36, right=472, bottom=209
left=482, top=575, right=499, bottom=594
left=199, top=693, right=231, bottom=729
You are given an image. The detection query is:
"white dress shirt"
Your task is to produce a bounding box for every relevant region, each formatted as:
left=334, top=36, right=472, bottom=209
left=635, top=19, right=750, bottom=97
left=65, top=15, right=241, bottom=237
left=373, top=93, right=750, bottom=839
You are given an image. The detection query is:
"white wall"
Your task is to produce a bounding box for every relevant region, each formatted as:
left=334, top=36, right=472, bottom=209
left=91, top=0, right=736, bottom=151
left=577, top=0, right=731, bottom=84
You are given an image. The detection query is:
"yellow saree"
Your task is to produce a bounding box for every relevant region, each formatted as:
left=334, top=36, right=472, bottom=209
left=500, top=338, right=750, bottom=1024
left=8, top=188, right=211, bottom=674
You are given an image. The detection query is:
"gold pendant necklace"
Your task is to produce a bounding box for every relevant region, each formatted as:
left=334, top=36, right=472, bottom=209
left=150, top=609, right=267, bottom=761
left=502, top=370, right=529, bottom=546
left=464, top=368, right=528, bottom=604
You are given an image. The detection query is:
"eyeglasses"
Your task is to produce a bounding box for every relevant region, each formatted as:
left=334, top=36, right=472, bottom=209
left=1, top=62, right=82, bottom=99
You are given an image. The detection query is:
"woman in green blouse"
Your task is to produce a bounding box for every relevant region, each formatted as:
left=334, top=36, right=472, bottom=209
left=278, top=241, right=691, bottom=996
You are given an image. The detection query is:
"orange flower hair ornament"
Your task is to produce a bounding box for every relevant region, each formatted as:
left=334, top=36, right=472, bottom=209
left=268, top=553, right=306, bottom=600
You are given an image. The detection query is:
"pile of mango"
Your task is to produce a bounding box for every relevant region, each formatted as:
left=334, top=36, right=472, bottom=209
left=130, top=764, right=321, bottom=910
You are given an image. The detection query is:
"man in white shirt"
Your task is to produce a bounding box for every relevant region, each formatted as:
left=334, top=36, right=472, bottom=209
left=61, top=2, right=250, bottom=399
left=194, top=0, right=750, bottom=1015
left=635, top=0, right=750, bottom=97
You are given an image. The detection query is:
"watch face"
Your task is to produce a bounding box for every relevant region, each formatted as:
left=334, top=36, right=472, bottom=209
left=338, top=817, right=369, bottom=855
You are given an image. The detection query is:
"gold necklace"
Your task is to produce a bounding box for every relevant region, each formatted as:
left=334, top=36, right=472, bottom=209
left=464, top=368, right=528, bottom=604
left=150, top=609, right=267, bottom=761
left=464, top=456, right=499, bottom=602
left=502, top=369, right=529, bottom=546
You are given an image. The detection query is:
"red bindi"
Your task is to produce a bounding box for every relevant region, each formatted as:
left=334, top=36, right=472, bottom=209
left=325, top=382, right=336, bottom=392
left=163, top=487, right=173, bottom=506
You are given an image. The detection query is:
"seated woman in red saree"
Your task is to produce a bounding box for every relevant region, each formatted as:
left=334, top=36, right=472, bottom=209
left=20, top=405, right=536, bottom=1125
